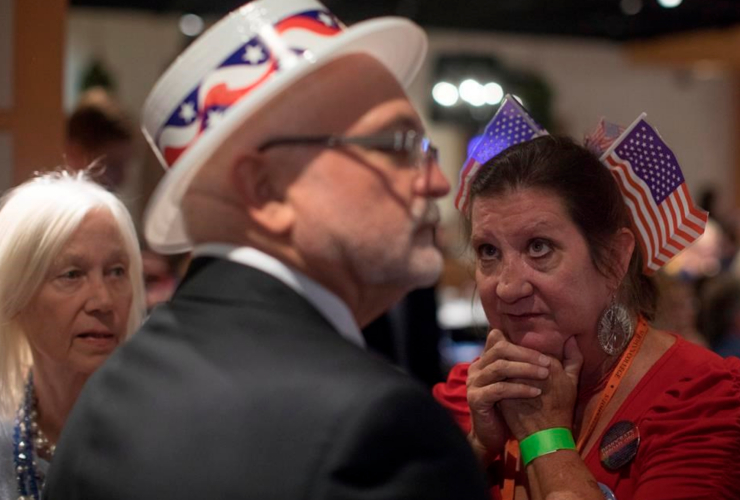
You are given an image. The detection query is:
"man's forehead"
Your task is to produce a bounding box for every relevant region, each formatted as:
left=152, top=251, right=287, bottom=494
left=348, top=99, right=423, bottom=135
left=243, top=55, right=418, bottom=142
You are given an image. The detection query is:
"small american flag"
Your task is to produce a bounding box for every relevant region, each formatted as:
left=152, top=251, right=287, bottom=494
left=584, top=118, right=624, bottom=157
left=602, top=114, right=708, bottom=274
left=454, top=95, right=547, bottom=213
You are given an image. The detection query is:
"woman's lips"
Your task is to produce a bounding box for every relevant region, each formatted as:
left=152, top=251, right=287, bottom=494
left=504, top=312, right=544, bottom=319
left=75, top=331, right=117, bottom=349
left=76, top=331, right=113, bottom=338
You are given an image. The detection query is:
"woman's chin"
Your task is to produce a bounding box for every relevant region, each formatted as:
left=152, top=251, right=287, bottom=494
left=507, top=329, right=565, bottom=359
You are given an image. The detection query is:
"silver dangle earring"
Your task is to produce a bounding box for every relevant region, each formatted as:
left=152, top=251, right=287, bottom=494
left=597, top=296, right=634, bottom=356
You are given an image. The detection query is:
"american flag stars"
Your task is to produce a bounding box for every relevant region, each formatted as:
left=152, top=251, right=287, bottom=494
left=454, top=95, right=547, bottom=212
left=613, top=124, right=683, bottom=204
left=604, top=116, right=707, bottom=273
left=471, top=99, right=544, bottom=164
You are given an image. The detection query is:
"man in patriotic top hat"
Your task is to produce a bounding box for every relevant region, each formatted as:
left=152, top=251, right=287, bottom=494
left=44, top=1, right=488, bottom=499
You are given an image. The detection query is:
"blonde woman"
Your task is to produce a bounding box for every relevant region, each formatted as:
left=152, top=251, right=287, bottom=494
left=0, top=171, right=145, bottom=499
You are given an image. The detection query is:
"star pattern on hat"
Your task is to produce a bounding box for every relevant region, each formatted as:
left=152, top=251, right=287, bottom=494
left=155, top=8, right=348, bottom=171
left=206, top=109, right=225, bottom=129
left=179, top=102, right=197, bottom=123
left=243, top=45, right=266, bottom=65
left=318, top=12, right=334, bottom=27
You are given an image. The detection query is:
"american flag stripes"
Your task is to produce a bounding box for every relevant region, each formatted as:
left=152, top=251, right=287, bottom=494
left=584, top=118, right=624, bottom=157
left=602, top=114, right=708, bottom=274
left=454, top=95, right=547, bottom=213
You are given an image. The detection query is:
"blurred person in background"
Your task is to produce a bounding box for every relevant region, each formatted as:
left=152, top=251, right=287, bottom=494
left=698, top=187, right=739, bottom=272
left=652, top=273, right=707, bottom=347
left=433, top=101, right=740, bottom=500
left=65, top=87, right=134, bottom=191
left=0, top=171, right=145, bottom=500
left=140, top=249, right=188, bottom=313
left=698, top=276, right=740, bottom=358
left=663, top=216, right=723, bottom=280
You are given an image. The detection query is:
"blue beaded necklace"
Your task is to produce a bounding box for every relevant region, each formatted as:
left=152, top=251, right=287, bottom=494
left=13, top=373, right=54, bottom=500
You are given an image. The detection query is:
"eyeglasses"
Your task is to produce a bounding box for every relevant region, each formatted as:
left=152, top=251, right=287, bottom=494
left=257, top=130, right=439, bottom=172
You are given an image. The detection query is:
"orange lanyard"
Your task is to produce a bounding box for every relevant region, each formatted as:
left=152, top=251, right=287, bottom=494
left=500, top=440, right=521, bottom=500
left=575, top=317, right=647, bottom=452
left=500, top=317, right=648, bottom=500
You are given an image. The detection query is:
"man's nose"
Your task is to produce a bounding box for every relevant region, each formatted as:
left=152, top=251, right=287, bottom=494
left=414, top=159, right=451, bottom=198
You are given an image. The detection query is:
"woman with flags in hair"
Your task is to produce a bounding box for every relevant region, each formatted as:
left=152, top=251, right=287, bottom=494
left=0, top=170, right=145, bottom=499
left=433, top=97, right=740, bottom=500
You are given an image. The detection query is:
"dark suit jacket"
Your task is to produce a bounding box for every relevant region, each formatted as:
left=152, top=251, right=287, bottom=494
left=44, top=258, right=488, bottom=499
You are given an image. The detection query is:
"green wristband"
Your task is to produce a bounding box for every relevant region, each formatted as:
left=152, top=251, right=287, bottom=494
left=519, top=428, right=576, bottom=466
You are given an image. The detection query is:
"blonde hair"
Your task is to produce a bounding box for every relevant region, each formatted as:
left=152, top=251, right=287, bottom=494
left=0, top=170, right=145, bottom=417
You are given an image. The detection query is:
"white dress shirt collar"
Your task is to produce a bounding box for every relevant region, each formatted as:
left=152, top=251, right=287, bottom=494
left=191, top=243, right=365, bottom=349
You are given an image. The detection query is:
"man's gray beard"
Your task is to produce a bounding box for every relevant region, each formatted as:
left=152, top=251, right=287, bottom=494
left=353, top=201, right=444, bottom=289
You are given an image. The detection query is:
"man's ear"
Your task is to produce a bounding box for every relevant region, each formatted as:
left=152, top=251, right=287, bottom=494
left=231, top=154, right=295, bottom=236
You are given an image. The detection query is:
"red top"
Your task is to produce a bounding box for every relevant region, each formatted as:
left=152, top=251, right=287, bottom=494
left=432, top=336, right=740, bottom=500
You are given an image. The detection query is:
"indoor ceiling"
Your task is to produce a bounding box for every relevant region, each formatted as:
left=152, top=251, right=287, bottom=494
left=69, top=0, right=740, bottom=41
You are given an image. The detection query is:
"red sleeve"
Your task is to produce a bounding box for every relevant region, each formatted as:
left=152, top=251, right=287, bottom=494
left=631, top=355, right=740, bottom=500
left=432, top=362, right=473, bottom=435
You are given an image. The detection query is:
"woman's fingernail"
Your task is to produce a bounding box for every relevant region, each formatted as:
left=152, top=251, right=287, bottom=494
left=537, top=367, right=548, bottom=378
left=539, top=355, right=551, bottom=366
left=532, top=387, right=542, bottom=396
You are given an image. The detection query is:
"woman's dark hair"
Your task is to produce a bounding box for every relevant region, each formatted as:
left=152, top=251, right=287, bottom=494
left=467, top=135, right=657, bottom=321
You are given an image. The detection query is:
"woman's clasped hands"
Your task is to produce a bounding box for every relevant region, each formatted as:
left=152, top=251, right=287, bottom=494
left=466, top=329, right=584, bottom=459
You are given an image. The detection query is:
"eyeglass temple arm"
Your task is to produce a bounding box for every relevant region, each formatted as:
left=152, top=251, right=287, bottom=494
left=257, top=136, right=333, bottom=152
left=334, top=131, right=410, bottom=151
left=258, top=131, right=412, bottom=152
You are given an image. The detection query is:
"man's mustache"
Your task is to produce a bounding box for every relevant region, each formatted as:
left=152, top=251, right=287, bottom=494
left=412, top=202, right=441, bottom=229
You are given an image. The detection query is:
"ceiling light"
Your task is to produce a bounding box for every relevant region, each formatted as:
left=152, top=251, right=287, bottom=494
left=459, top=79, right=486, bottom=107
left=620, top=0, right=643, bottom=15
left=432, top=82, right=459, bottom=107
left=483, top=82, right=504, bottom=105
left=657, top=0, right=682, bottom=8
left=179, top=14, right=204, bottom=37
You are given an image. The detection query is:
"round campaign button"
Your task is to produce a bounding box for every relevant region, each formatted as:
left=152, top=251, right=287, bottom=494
left=598, top=482, right=617, bottom=500
left=600, top=420, right=640, bottom=470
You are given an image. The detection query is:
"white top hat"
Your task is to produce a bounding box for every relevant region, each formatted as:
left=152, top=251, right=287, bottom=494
left=141, top=0, right=428, bottom=253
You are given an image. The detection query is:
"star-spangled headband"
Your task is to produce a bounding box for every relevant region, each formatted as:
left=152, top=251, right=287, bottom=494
left=454, top=97, right=708, bottom=275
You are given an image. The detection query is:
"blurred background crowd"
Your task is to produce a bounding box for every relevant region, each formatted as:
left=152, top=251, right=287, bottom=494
left=3, top=0, right=740, bottom=387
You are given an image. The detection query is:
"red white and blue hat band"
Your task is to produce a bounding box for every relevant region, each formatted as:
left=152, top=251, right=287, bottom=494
left=149, top=7, right=342, bottom=169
